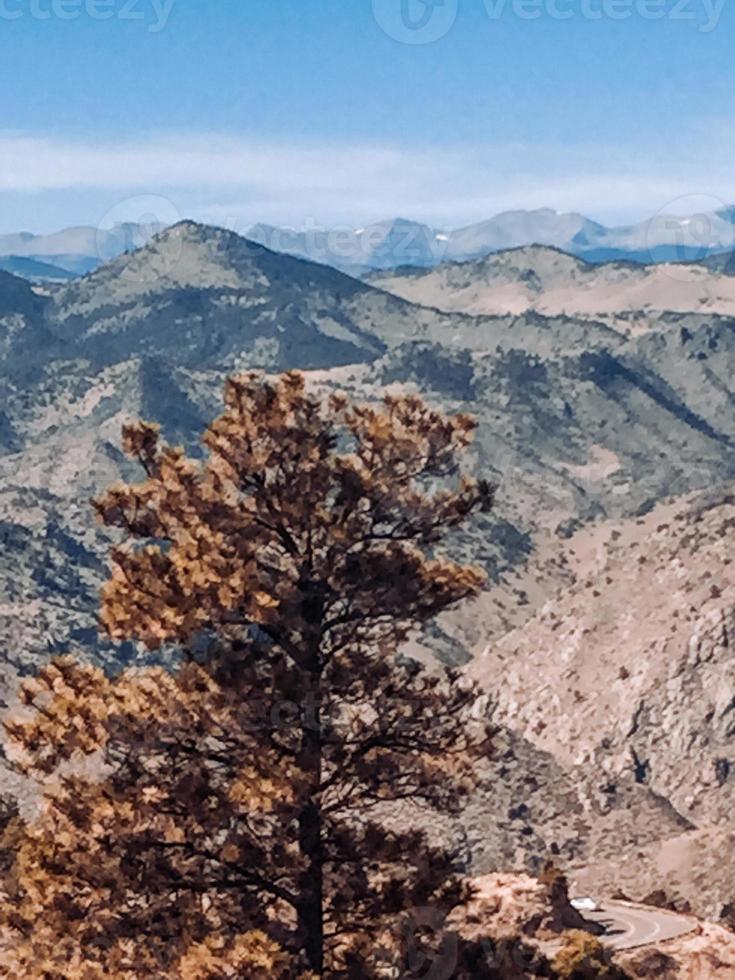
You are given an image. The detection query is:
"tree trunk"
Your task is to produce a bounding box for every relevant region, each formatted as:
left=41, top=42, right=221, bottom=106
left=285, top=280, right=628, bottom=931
left=297, top=668, right=324, bottom=974
left=298, top=796, right=324, bottom=972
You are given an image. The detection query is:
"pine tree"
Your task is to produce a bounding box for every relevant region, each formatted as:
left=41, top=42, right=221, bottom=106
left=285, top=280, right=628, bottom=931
left=1, top=371, right=495, bottom=977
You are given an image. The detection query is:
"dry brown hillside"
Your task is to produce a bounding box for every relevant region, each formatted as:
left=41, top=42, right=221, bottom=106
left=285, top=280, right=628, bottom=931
left=470, top=487, right=735, bottom=917
left=369, top=245, right=735, bottom=332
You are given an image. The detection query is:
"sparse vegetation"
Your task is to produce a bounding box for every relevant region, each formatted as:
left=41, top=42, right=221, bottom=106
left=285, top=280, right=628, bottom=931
left=553, top=930, right=628, bottom=979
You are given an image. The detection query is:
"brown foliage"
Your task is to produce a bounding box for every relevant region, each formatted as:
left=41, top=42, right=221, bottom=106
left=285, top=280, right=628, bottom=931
left=553, top=930, right=629, bottom=980
left=0, top=373, right=496, bottom=977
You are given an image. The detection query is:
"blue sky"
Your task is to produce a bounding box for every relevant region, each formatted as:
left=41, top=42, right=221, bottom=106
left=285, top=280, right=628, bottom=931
left=0, top=0, right=733, bottom=233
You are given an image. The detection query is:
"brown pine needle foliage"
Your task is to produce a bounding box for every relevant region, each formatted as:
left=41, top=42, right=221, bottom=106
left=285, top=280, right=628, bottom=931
left=0, top=372, right=497, bottom=978
left=553, top=931, right=629, bottom=979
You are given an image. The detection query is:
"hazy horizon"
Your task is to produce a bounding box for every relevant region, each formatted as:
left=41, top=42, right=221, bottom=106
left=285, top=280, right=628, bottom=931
left=2, top=2, right=734, bottom=235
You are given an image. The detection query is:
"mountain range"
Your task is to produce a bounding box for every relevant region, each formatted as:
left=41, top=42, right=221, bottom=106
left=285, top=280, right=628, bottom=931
left=367, top=243, right=735, bottom=330
left=247, top=206, right=735, bottom=272
left=6, top=205, right=735, bottom=283
left=1, top=220, right=735, bottom=932
left=0, top=220, right=166, bottom=278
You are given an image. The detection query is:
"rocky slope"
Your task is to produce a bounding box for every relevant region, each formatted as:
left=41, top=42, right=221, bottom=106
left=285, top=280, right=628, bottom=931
left=469, top=490, right=735, bottom=917
left=618, top=923, right=735, bottom=980
left=470, top=491, right=735, bottom=818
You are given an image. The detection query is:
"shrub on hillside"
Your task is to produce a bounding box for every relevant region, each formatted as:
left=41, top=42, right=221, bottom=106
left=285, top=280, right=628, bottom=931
left=553, top=930, right=629, bottom=980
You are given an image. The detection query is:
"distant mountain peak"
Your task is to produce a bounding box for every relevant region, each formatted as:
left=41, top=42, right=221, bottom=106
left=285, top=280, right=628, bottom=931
left=68, top=221, right=285, bottom=298
left=369, top=216, right=433, bottom=230
left=160, top=219, right=231, bottom=243
left=157, top=220, right=275, bottom=259
left=6, top=204, right=735, bottom=286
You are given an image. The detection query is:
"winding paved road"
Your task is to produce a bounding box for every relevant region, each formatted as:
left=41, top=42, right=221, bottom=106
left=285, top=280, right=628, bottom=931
left=583, top=901, right=695, bottom=951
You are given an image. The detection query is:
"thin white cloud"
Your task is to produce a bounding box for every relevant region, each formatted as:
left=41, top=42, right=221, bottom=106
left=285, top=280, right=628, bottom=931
left=1, top=130, right=734, bottom=230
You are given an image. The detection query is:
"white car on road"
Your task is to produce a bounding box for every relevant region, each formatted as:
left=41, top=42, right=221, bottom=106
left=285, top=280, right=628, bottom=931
left=571, top=896, right=600, bottom=912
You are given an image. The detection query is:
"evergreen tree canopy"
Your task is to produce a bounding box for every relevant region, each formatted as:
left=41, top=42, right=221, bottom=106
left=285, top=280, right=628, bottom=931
left=1, top=371, right=496, bottom=977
